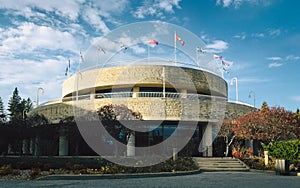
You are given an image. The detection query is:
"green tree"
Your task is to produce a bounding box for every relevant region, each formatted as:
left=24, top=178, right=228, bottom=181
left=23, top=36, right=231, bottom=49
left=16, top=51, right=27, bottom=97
left=7, top=87, right=33, bottom=121
left=7, top=87, right=22, bottom=121
left=0, top=97, right=6, bottom=123
left=261, top=101, right=268, bottom=110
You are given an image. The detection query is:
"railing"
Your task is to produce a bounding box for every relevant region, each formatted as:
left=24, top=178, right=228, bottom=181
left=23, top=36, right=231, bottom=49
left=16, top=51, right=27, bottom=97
left=228, top=99, right=254, bottom=108
left=61, top=92, right=227, bottom=103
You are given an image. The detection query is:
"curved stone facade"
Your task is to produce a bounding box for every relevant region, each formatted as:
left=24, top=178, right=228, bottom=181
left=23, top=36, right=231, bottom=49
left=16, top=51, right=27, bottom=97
left=62, top=65, right=228, bottom=98
left=28, top=65, right=256, bottom=157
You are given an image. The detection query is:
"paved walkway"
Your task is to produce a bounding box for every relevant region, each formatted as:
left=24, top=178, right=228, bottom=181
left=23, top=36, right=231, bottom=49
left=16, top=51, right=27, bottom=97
left=1, top=172, right=300, bottom=188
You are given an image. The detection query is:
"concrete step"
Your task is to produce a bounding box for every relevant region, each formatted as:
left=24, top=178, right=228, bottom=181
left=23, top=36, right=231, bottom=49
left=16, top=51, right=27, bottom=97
left=200, top=167, right=250, bottom=172
left=193, top=157, right=250, bottom=172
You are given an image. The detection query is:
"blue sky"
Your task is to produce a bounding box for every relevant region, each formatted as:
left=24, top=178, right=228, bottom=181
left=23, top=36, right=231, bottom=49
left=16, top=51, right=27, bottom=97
left=0, top=0, right=299, bottom=111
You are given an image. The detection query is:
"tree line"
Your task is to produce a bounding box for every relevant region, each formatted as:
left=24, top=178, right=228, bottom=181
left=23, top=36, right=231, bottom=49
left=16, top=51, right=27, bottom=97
left=0, top=87, right=33, bottom=124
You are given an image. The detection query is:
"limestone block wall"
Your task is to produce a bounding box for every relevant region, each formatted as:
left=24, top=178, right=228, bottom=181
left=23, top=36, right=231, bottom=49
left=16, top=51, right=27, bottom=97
left=62, top=65, right=228, bottom=98
left=29, top=99, right=253, bottom=124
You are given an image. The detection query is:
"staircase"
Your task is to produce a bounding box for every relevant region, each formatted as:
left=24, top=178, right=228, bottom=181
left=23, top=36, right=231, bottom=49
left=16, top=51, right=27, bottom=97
left=194, top=157, right=250, bottom=172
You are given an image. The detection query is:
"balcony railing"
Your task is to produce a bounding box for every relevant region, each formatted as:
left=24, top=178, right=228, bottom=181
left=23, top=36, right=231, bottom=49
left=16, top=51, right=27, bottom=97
left=62, top=92, right=227, bottom=103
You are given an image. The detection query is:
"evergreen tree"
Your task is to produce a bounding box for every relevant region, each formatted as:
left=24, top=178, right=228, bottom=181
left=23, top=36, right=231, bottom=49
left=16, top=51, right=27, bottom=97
left=261, top=101, right=269, bottom=110
left=25, top=97, right=33, bottom=112
left=7, top=87, right=22, bottom=121
left=0, top=97, right=6, bottom=123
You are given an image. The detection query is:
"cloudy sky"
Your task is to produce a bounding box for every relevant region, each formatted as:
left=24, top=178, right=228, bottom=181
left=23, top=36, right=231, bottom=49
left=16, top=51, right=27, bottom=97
left=0, top=0, right=299, bottom=111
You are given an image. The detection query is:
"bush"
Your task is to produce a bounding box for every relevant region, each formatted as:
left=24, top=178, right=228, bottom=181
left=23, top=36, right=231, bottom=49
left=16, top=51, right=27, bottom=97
left=263, top=140, right=300, bottom=161
left=0, top=164, right=13, bottom=175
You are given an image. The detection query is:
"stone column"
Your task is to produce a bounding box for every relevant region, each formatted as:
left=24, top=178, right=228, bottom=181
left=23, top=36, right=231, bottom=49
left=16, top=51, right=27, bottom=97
left=30, top=138, right=35, bottom=155
left=181, top=89, right=187, bottom=98
left=34, top=137, right=41, bottom=156
left=127, top=132, right=135, bottom=157
left=22, top=139, right=30, bottom=155
left=7, top=143, right=13, bottom=155
left=132, top=87, right=139, bottom=98
left=59, top=128, right=69, bottom=156
left=202, top=124, right=213, bottom=157
left=264, top=151, right=269, bottom=166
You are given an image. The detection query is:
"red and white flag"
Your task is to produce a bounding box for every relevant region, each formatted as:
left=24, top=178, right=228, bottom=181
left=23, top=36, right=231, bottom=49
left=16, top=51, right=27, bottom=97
left=98, top=46, right=106, bottom=54
left=222, top=60, right=231, bottom=66
left=149, top=40, right=158, bottom=45
left=214, top=54, right=222, bottom=59
left=175, top=34, right=185, bottom=46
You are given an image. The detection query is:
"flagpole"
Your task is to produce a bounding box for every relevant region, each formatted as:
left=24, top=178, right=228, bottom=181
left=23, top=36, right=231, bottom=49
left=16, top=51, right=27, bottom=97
left=68, top=59, right=71, bottom=77
left=174, top=31, right=177, bottom=66
left=148, top=44, right=150, bottom=64
left=163, top=67, right=165, bottom=98
left=196, top=48, right=199, bottom=67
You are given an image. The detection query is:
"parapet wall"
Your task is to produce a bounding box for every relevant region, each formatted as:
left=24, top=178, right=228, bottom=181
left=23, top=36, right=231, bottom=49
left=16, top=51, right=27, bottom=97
left=29, top=100, right=255, bottom=124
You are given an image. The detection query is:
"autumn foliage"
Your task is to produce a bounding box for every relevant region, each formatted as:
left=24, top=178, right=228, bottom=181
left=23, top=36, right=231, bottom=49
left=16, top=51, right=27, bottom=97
left=232, top=106, right=299, bottom=144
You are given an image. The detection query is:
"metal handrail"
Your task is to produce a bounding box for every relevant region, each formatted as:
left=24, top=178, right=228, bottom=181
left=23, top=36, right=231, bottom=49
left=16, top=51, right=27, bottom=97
left=61, top=92, right=227, bottom=102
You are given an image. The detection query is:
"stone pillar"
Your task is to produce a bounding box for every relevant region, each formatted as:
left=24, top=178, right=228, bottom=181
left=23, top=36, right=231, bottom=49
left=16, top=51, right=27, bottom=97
left=7, top=143, right=13, bottom=155
left=181, top=89, right=187, bottom=98
left=127, top=132, right=135, bottom=157
left=22, top=139, right=30, bottom=155
left=132, top=87, right=139, bottom=98
left=30, top=138, right=35, bottom=155
left=59, top=128, right=69, bottom=156
left=34, top=137, right=41, bottom=156
left=202, top=124, right=213, bottom=157
left=264, top=151, right=269, bottom=166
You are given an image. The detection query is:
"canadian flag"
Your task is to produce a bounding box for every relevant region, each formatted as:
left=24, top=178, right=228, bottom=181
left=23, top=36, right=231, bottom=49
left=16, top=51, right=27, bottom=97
left=214, top=54, right=223, bottom=59
left=98, top=46, right=106, bottom=54
left=148, top=40, right=158, bottom=45
left=175, top=34, right=185, bottom=46
left=222, top=60, right=231, bottom=66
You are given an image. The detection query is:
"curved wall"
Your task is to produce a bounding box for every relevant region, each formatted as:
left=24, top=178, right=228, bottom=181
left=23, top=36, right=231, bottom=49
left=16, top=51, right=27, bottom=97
left=62, top=65, right=228, bottom=98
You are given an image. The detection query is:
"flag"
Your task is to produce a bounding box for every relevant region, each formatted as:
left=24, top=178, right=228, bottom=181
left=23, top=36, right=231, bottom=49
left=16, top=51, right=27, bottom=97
left=149, top=40, right=158, bottom=45
left=120, top=44, right=128, bottom=51
left=65, top=67, right=68, bottom=76
left=223, top=67, right=229, bottom=74
left=214, top=54, right=222, bottom=59
left=197, top=47, right=208, bottom=53
left=80, top=51, right=84, bottom=62
left=222, top=60, right=231, bottom=66
left=175, top=34, right=184, bottom=46
left=98, top=46, right=106, bottom=54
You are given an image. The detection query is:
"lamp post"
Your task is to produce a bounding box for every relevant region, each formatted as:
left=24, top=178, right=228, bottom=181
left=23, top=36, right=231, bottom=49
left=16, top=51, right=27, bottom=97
left=230, top=77, right=238, bottom=102
left=22, top=109, right=27, bottom=120
left=249, top=91, right=256, bottom=108
left=36, top=87, right=44, bottom=107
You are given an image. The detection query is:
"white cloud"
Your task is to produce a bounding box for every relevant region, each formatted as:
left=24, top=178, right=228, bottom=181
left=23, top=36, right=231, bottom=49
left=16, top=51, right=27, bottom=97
left=132, top=0, right=181, bottom=19
left=0, top=22, right=78, bottom=54
left=92, top=0, right=130, bottom=17
left=268, top=29, right=281, bottom=37
left=266, top=57, right=282, bottom=61
left=0, top=57, right=67, bottom=105
left=216, top=0, right=272, bottom=8
left=286, top=55, right=300, bottom=61
left=82, top=6, right=110, bottom=34
left=233, top=33, right=246, bottom=40
left=268, top=62, right=283, bottom=68
left=0, top=0, right=82, bottom=21
left=205, top=40, right=229, bottom=53
left=252, top=33, right=265, bottom=38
